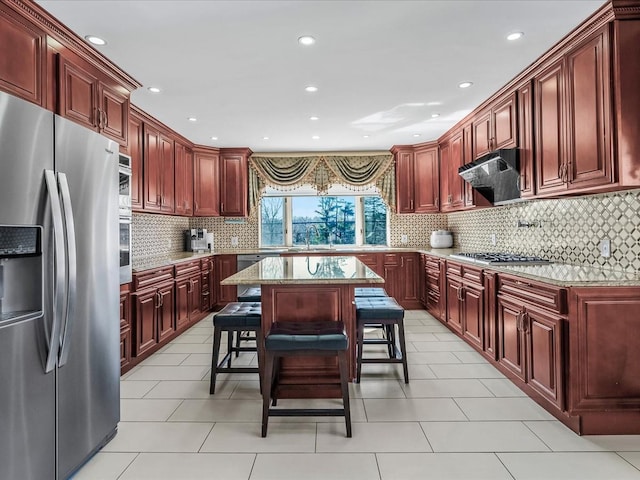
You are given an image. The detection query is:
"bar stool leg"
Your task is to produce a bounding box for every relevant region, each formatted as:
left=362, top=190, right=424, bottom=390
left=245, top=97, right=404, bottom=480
left=210, top=326, right=223, bottom=394
left=235, top=330, right=241, bottom=357
left=226, top=330, right=233, bottom=367
left=337, top=350, right=352, bottom=438
left=261, top=350, right=275, bottom=437
left=397, top=319, right=409, bottom=384
left=356, top=320, right=365, bottom=383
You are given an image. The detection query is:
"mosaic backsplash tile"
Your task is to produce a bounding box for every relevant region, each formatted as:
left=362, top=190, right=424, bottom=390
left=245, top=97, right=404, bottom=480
left=190, top=212, right=260, bottom=250
left=388, top=213, right=447, bottom=247
left=447, top=189, right=640, bottom=274
left=132, top=213, right=189, bottom=259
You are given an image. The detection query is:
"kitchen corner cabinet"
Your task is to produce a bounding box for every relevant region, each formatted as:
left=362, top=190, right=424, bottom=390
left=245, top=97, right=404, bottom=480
left=143, top=124, right=175, bottom=213
left=0, top=4, right=46, bottom=107
left=219, top=148, right=251, bottom=217
left=216, top=254, right=238, bottom=305
left=57, top=54, right=129, bottom=146
left=472, top=92, right=517, bottom=160
left=381, top=253, right=420, bottom=309
left=125, top=110, right=144, bottom=210
left=393, top=143, right=440, bottom=214
left=193, top=148, right=220, bottom=216
left=174, top=141, right=194, bottom=216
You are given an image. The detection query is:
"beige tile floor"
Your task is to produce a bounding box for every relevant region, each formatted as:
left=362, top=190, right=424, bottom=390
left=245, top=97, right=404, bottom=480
left=73, top=310, right=640, bottom=480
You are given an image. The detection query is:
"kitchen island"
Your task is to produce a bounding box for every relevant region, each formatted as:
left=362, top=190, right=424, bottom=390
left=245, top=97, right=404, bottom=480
left=221, top=255, right=384, bottom=397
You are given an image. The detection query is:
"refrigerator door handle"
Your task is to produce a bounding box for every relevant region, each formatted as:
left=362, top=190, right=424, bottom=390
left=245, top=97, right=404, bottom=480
left=44, top=169, right=65, bottom=373
left=57, top=172, right=77, bottom=367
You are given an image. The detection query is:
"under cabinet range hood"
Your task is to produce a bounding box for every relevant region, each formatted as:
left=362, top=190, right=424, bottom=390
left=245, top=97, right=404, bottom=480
left=458, top=148, right=520, bottom=205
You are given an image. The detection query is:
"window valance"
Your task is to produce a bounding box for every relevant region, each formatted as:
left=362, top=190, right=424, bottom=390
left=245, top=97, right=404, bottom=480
left=248, top=153, right=395, bottom=214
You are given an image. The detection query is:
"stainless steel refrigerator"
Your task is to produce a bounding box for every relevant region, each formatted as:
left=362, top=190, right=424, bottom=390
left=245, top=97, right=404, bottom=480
left=0, top=91, right=120, bottom=480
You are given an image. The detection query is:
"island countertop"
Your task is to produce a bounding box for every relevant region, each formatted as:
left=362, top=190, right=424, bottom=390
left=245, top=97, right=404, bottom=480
left=220, top=255, right=384, bottom=285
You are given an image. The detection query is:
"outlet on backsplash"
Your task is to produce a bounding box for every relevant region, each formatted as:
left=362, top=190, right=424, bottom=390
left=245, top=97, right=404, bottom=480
left=490, top=233, right=497, bottom=246
left=400, top=234, right=408, bottom=244
left=231, top=236, right=239, bottom=247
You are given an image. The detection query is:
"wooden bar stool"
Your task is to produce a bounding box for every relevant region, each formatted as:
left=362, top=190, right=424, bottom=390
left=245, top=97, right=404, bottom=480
left=261, top=320, right=352, bottom=438
left=209, top=302, right=263, bottom=394
left=354, top=296, right=409, bottom=384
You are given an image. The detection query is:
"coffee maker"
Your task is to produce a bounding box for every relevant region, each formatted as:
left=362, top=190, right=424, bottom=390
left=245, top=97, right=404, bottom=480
left=184, top=228, right=209, bottom=252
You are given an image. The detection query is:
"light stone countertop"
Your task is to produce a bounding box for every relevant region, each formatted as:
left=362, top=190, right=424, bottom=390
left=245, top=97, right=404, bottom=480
left=220, top=255, right=384, bottom=285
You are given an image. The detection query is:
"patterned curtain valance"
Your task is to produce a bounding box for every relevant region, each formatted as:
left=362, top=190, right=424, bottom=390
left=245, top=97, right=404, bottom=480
left=248, top=153, right=395, bottom=214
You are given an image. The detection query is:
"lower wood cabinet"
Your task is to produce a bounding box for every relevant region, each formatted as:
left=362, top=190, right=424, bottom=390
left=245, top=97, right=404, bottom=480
left=445, top=261, right=484, bottom=350
left=216, top=254, right=238, bottom=305
left=132, top=281, right=175, bottom=357
left=119, top=283, right=132, bottom=370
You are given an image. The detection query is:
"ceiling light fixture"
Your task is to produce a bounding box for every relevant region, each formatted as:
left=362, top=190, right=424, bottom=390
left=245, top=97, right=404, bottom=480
left=431, top=113, right=440, bottom=118
left=458, top=81, right=473, bottom=89
left=413, top=134, right=421, bottom=138
left=309, top=116, right=319, bottom=121
left=312, top=135, right=320, bottom=140
left=363, top=135, right=370, bottom=138
left=263, top=136, right=269, bottom=140
left=210, top=136, right=218, bottom=141
left=305, top=85, right=318, bottom=93
left=148, top=87, right=161, bottom=93
left=85, top=35, right=106, bottom=46
left=188, top=117, right=197, bottom=122
left=298, top=35, right=316, bottom=46
left=507, top=31, right=524, bottom=41
left=426, top=101, right=442, bottom=106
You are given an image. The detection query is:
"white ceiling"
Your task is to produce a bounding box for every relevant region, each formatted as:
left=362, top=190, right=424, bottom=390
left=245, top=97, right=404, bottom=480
left=38, top=0, right=605, bottom=152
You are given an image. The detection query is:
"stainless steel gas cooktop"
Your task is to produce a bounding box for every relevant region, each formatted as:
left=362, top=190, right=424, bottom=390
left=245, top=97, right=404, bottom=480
left=448, top=252, right=552, bottom=266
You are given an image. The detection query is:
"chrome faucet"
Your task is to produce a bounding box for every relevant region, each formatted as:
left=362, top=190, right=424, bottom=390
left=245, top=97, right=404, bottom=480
left=305, top=224, right=319, bottom=249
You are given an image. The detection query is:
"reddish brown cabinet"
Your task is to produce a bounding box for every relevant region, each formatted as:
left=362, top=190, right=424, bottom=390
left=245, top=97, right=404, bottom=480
left=219, top=148, right=251, bottom=217
left=216, top=254, right=238, bottom=305
left=175, top=141, right=194, bottom=216
left=143, top=124, right=175, bottom=213
left=392, top=146, right=416, bottom=213
left=517, top=81, right=536, bottom=198
left=414, top=145, right=440, bottom=213
left=473, top=92, right=517, bottom=159
left=439, top=132, right=465, bottom=212
left=119, top=284, right=132, bottom=370
left=424, top=256, right=445, bottom=321
left=445, top=261, right=484, bottom=349
left=126, top=109, right=144, bottom=210
left=0, top=5, right=46, bottom=106
left=193, top=148, right=220, bottom=216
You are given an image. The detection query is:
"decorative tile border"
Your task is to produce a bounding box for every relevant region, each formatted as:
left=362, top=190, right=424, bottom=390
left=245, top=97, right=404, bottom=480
left=132, top=213, right=189, bottom=259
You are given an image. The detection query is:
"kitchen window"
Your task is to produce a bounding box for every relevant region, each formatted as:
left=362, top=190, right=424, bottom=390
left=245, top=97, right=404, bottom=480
left=259, top=194, right=388, bottom=247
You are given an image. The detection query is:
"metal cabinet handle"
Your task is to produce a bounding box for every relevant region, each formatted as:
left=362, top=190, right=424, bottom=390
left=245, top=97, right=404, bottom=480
left=435, top=197, right=439, bottom=208
left=221, top=202, right=224, bottom=212
left=159, top=291, right=164, bottom=308
left=195, top=200, right=199, bottom=211
left=102, top=110, right=108, bottom=129
left=521, top=312, right=530, bottom=333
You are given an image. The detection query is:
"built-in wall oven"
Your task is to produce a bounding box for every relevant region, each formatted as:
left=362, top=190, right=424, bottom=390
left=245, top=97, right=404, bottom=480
left=119, top=153, right=132, bottom=284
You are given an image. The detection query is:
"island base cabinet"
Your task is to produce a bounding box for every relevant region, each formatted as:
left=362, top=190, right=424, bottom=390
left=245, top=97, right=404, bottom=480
left=568, top=287, right=640, bottom=434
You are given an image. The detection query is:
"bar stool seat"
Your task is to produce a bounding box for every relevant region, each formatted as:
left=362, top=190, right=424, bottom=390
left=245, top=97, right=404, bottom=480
left=354, top=287, right=388, bottom=297
left=355, top=297, right=409, bottom=384
left=238, top=286, right=261, bottom=302
left=262, top=320, right=351, bottom=438
left=353, top=287, right=394, bottom=355
left=209, top=302, right=263, bottom=394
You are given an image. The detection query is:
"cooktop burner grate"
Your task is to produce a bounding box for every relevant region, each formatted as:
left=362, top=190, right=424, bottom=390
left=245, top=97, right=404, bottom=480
left=449, top=252, right=552, bottom=265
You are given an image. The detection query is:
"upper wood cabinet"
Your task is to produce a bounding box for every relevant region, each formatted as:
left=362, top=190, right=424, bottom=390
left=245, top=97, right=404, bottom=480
left=472, top=92, right=517, bottom=159
left=392, top=146, right=416, bottom=213
left=414, top=145, right=440, bottom=213
left=126, top=110, right=144, bottom=210
left=517, top=81, right=536, bottom=198
left=219, top=148, right=251, bottom=217
left=143, top=123, right=174, bottom=213
left=439, top=132, right=465, bottom=212
left=0, top=5, right=46, bottom=106
left=193, top=147, right=220, bottom=217
left=174, top=141, right=194, bottom=216
left=57, top=54, right=129, bottom=146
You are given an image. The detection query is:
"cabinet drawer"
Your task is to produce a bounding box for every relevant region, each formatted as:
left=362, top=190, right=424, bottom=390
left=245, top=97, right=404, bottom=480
left=446, top=261, right=463, bottom=277
left=133, top=266, right=174, bottom=290
left=383, top=253, right=399, bottom=266
left=462, top=265, right=483, bottom=284
left=425, top=258, right=441, bottom=270
left=175, top=259, right=201, bottom=277
left=201, top=257, right=214, bottom=272
left=497, top=274, right=567, bottom=314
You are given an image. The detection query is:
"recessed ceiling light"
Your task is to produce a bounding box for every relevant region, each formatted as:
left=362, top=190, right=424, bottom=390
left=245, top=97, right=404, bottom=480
left=188, top=117, right=197, bottom=122
left=263, top=136, right=270, bottom=140
left=85, top=35, right=106, bottom=46
left=413, top=134, right=421, bottom=138
left=148, top=87, right=161, bottom=93
left=507, top=32, right=524, bottom=41
left=312, top=135, right=320, bottom=140
left=363, top=135, right=370, bottom=138
left=431, top=113, right=440, bottom=118
left=305, top=85, right=318, bottom=93
left=426, top=101, right=442, bottom=106
left=210, top=136, right=218, bottom=141
left=458, top=81, right=473, bottom=89
left=298, top=35, right=316, bottom=46
left=309, top=116, right=319, bottom=121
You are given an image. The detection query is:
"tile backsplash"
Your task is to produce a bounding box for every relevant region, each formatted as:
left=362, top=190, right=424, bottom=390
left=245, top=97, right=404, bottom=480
left=132, top=189, right=640, bottom=274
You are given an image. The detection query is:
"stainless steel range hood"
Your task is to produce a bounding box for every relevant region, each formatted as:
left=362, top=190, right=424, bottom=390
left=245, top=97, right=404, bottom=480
left=458, top=148, right=520, bottom=205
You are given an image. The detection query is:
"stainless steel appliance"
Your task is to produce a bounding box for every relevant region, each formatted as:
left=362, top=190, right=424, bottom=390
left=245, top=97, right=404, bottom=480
left=458, top=148, right=521, bottom=205
left=449, top=252, right=551, bottom=266
left=184, top=228, right=209, bottom=252
left=119, top=153, right=132, bottom=284
left=236, top=253, right=281, bottom=297
left=0, top=91, right=120, bottom=480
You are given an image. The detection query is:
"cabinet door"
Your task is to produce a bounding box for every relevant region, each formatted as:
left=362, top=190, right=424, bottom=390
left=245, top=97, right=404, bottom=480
left=382, top=254, right=400, bottom=299
left=448, top=133, right=465, bottom=209
left=160, top=135, right=175, bottom=213
left=473, top=110, right=492, bottom=159
left=120, top=328, right=131, bottom=370
left=57, top=56, right=98, bottom=131
left=189, top=274, right=202, bottom=318
left=133, top=289, right=158, bottom=356
left=517, top=82, right=536, bottom=198
left=0, top=7, right=46, bottom=106
left=419, top=254, right=427, bottom=306
left=497, top=295, right=526, bottom=381
left=220, top=152, right=248, bottom=216
left=395, top=149, right=415, bottom=213
left=445, top=276, right=463, bottom=334
left=462, top=124, right=475, bottom=207
left=194, top=150, right=220, bottom=216
left=98, top=81, right=128, bottom=145
left=492, top=93, right=517, bottom=150
left=143, top=125, right=162, bottom=211
left=127, top=112, right=144, bottom=210
left=565, top=26, right=613, bottom=189
left=414, top=147, right=440, bottom=213
left=399, top=253, right=418, bottom=303
left=157, top=283, right=175, bottom=342
left=355, top=253, right=383, bottom=277
left=535, top=59, right=567, bottom=194
left=439, top=141, right=451, bottom=210
left=175, top=277, right=191, bottom=331
left=462, top=282, right=484, bottom=350
left=174, top=142, right=194, bottom=216
left=483, top=272, right=498, bottom=360
left=216, top=254, right=237, bottom=304
left=525, top=307, right=564, bottom=408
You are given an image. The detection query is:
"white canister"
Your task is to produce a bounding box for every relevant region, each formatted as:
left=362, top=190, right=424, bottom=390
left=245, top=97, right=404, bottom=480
left=430, top=230, right=453, bottom=248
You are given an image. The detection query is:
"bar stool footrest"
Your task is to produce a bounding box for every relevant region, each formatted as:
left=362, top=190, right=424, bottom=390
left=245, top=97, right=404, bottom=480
left=268, top=408, right=345, bottom=417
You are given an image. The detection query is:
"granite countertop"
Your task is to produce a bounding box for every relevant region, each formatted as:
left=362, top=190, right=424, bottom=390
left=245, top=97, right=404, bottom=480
left=220, top=255, right=384, bottom=285
left=132, top=252, right=214, bottom=272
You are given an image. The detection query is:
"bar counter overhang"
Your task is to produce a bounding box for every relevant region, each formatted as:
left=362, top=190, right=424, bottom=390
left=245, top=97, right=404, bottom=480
left=221, top=255, right=384, bottom=398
